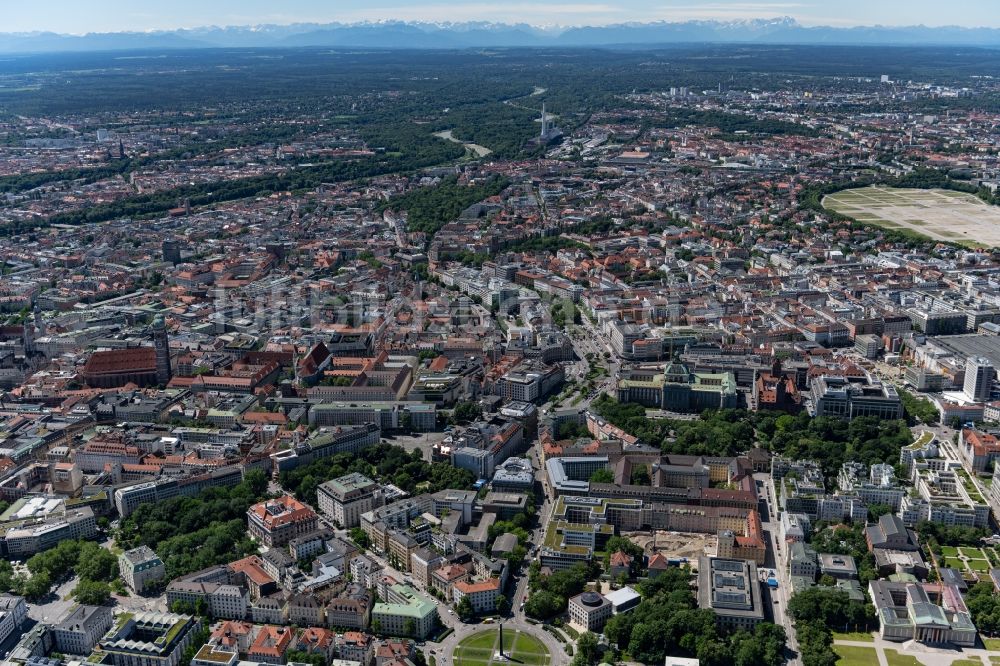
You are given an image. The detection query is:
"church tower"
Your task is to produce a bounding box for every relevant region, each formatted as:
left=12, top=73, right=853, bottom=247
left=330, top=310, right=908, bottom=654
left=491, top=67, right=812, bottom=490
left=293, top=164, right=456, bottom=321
left=152, top=315, right=171, bottom=386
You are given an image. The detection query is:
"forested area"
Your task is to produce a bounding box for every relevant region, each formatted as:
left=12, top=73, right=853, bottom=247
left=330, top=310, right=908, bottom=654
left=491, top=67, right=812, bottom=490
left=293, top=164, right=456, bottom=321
left=648, top=108, right=818, bottom=137
left=898, top=388, right=939, bottom=425
left=524, top=562, right=593, bottom=620
left=379, top=175, right=510, bottom=236
left=966, top=582, right=1000, bottom=636
left=436, top=103, right=542, bottom=158
left=115, top=470, right=269, bottom=580
left=808, top=523, right=879, bottom=585
left=591, top=397, right=913, bottom=482
left=279, top=443, right=474, bottom=509
left=602, top=567, right=786, bottom=666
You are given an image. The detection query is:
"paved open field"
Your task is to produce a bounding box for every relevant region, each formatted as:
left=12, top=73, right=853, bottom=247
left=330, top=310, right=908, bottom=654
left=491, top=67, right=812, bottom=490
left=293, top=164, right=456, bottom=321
left=823, top=186, right=1000, bottom=247
left=453, top=629, right=550, bottom=666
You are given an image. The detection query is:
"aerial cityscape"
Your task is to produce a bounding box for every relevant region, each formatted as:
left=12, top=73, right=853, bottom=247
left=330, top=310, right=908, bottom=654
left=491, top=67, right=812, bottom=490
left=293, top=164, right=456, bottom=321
left=5, top=4, right=1000, bottom=666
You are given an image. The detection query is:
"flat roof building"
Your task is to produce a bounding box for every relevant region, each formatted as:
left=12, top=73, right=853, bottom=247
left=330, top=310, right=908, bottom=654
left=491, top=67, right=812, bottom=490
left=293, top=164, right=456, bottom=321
left=317, top=473, right=385, bottom=529
left=697, top=556, right=765, bottom=631
left=568, top=591, right=612, bottom=632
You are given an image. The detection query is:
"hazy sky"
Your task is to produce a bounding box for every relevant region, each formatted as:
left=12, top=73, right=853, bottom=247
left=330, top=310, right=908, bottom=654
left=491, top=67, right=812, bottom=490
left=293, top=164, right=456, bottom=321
left=5, top=0, right=1000, bottom=33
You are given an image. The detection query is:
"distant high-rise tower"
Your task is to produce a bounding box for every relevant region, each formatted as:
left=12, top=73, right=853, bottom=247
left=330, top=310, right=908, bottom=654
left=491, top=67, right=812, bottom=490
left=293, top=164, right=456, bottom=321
left=152, top=315, right=171, bottom=386
left=23, top=304, right=45, bottom=356
left=33, top=304, right=44, bottom=337
left=963, top=356, right=994, bottom=403
left=540, top=103, right=549, bottom=139
left=162, top=240, right=181, bottom=265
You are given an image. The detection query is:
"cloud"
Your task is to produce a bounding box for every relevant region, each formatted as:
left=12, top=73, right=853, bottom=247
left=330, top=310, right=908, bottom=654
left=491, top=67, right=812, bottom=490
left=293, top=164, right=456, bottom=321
left=651, top=2, right=808, bottom=21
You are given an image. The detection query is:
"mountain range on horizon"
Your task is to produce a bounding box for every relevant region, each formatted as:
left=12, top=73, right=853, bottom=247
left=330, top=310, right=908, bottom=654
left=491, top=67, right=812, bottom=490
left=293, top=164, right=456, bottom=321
left=4, top=17, right=1000, bottom=54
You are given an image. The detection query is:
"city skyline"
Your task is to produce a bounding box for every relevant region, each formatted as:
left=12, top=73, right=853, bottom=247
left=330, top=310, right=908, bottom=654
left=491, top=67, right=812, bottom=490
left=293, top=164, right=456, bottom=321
left=5, top=0, right=1000, bottom=34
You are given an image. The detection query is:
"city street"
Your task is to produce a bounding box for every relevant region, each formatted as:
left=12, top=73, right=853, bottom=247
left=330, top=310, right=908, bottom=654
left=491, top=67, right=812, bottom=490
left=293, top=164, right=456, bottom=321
left=755, top=472, right=802, bottom=666
left=25, top=575, right=79, bottom=627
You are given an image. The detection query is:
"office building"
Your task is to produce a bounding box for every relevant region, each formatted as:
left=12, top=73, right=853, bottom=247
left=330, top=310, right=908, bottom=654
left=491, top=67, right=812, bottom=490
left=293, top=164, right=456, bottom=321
left=964, top=356, right=994, bottom=403
left=99, top=611, right=202, bottom=666
left=452, top=578, right=501, bottom=614
left=568, top=592, right=613, bottom=632
left=53, top=605, right=113, bottom=655
left=809, top=375, right=903, bottom=420
left=119, top=545, right=166, bottom=594
left=371, top=584, right=438, bottom=639
left=697, top=557, right=765, bottom=630
left=318, top=473, right=385, bottom=529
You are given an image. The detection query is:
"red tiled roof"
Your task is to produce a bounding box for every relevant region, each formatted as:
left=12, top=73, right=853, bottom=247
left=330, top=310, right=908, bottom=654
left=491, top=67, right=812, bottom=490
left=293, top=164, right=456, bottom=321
left=82, top=347, right=156, bottom=375
left=249, top=625, right=292, bottom=658
left=610, top=550, right=633, bottom=567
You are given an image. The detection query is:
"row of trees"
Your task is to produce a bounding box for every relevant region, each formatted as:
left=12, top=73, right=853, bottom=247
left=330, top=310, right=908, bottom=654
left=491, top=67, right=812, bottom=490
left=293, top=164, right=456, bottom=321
left=915, top=520, right=992, bottom=549
left=787, top=587, right=875, bottom=666
left=524, top=562, right=593, bottom=620
left=4, top=120, right=467, bottom=237
left=898, top=388, right=939, bottom=425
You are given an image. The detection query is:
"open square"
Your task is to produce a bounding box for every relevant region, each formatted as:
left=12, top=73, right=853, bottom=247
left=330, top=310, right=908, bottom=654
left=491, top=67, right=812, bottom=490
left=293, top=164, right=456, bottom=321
left=823, top=186, right=1000, bottom=247
left=453, top=629, right=551, bottom=666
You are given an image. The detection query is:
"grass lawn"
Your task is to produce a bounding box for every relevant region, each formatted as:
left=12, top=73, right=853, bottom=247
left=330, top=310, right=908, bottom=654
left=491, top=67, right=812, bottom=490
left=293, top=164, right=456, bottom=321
left=884, top=649, right=923, bottom=666
left=834, top=645, right=878, bottom=666
left=833, top=632, right=875, bottom=643
left=454, top=630, right=549, bottom=666
left=941, top=546, right=960, bottom=557
left=949, top=660, right=982, bottom=666
left=984, top=637, right=1000, bottom=650
left=968, top=559, right=992, bottom=572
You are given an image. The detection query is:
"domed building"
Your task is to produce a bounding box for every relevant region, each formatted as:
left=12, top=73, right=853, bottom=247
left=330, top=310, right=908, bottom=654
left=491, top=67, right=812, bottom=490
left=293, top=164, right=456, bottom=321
left=568, top=590, right=612, bottom=632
